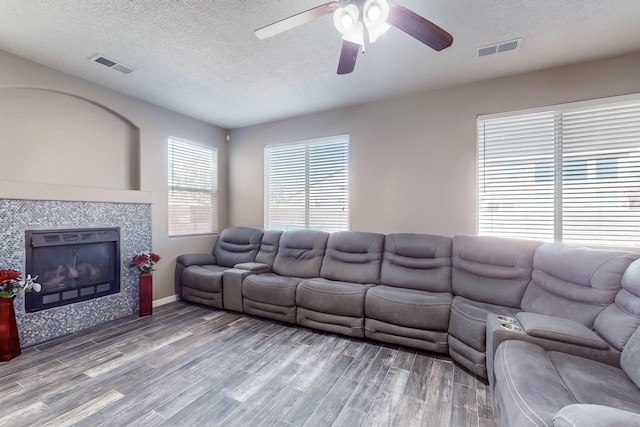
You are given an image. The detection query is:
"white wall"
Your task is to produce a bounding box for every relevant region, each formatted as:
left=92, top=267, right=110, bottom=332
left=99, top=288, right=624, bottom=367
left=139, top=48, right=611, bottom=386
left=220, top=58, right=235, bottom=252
left=0, top=50, right=229, bottom=301
left=1, top=88, right=138, bottom=189
left=4, top=48, right=640, bottom=301
left=229, top=53, right=640, bottom=236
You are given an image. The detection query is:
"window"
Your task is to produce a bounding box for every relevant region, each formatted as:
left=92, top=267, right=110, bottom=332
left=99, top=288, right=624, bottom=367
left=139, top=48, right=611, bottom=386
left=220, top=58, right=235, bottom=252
left=168, top=137, right=217, bottom=236
left=563, top=160, right=588, bottom=181
left=264, top=135, right=349, bottom=232
left=478, top=95, right=640, bottom=248
left=596, top=158, right=618, bottom=179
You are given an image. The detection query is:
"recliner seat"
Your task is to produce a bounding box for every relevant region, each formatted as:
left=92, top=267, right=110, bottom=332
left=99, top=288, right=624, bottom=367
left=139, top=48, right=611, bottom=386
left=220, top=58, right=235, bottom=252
left=521, top=242, right=638, bottom=327
left=365, top=233, right=452, bottom=353
left=448, top=235, right=541, bottom=377
left=242, top=229, right=329, bottom=323
left=296, top=231, right=384, bottom=338
left=493, top=326, right=640, bottom=427
left=176, top=226, right=264, bottom=308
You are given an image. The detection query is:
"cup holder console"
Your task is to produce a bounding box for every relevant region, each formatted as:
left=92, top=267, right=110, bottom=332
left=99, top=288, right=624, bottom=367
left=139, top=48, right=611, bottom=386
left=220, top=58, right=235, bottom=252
left=500, top=322, right=522, bottom=331
left=497, top=315, right=517, bottom=324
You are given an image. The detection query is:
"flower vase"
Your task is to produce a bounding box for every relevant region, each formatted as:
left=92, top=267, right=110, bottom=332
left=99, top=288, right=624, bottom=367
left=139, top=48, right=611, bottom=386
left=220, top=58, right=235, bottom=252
left=139, top=273, right=153, bottom=316
left=0, top=297, right=21, bottom=361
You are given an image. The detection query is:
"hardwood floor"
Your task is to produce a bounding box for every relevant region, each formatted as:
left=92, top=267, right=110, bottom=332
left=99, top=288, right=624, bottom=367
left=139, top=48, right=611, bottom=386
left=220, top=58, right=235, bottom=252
left=0, top=302, right=499, bottom=427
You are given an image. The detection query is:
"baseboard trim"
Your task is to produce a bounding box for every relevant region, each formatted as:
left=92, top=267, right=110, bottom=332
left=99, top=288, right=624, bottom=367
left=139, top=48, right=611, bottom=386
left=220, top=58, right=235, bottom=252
left=153, top=294, right=178, bottom=307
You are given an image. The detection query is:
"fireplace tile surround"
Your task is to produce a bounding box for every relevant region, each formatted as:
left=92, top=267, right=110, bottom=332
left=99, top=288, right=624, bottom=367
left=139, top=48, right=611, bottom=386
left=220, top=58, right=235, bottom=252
left=0, top=197, right=152, bottom=347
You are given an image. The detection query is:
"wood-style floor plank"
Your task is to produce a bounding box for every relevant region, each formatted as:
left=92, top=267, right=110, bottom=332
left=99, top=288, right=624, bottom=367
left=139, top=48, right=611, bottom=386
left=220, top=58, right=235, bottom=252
left=346, top=346, right=395, bottom=413
left=304, top=377, right=359, bottom=427
left=0, top=301, right=498, bottom=426
left=403, top=352, right=434, bottom=401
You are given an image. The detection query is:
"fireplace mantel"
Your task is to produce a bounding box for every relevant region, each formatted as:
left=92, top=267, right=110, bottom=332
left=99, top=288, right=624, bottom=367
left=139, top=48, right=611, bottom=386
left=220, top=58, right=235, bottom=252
left=0, top=179, right=153, bottom=204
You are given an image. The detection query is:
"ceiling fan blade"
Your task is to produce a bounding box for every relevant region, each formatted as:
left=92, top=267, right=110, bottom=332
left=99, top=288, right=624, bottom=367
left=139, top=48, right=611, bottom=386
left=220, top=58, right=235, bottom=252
left=337, top=40, right=360, bottom=74
left=255, top=2, right=339, bottom=40
left=387, top=3, right=453, bottom=51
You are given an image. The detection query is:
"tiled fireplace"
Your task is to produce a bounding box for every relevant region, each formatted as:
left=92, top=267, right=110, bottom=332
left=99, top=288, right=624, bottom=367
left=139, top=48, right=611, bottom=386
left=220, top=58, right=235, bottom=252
left=0, top=196, right=152, bottom=346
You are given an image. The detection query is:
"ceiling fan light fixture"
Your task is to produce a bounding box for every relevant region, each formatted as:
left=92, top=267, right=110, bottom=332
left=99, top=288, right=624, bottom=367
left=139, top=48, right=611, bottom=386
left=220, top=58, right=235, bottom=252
left=333, top=4, right=359, bottom=33
left=367, top=5, right=381, bottom=21
left=363, top=0, right=390, bottom=43
left=333, top=4, right=364, bottom=45
left=341, top=14, right=354, bottom=29
left=254, top=0, right=453, bottom=75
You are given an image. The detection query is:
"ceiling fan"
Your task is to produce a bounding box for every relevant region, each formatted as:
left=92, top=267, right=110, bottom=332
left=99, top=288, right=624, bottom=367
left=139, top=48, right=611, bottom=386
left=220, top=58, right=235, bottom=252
left=255, top=0, right=453, bottom=75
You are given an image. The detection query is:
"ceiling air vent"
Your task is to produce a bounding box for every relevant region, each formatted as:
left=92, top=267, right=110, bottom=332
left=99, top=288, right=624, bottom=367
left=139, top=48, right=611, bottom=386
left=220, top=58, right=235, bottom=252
left=477, top=38, right=523, bottom=58
left=90, top=54, right=134, bottom=74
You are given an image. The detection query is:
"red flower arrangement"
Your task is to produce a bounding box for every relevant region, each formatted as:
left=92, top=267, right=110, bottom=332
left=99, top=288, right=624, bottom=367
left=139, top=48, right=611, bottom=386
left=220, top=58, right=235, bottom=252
left=0, top=268, right=41, bottom=298
left=129, top=252, right=161, bottom=275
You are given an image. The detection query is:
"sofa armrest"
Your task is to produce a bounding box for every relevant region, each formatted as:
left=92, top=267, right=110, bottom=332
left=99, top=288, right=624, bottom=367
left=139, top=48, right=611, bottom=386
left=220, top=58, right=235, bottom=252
left=554, top=404, right=640, bottom=427
left=486, top=314, right=526, bottom=388
left=174, top=253, right=217, bottom=298
left=176, top=253, right=217, bottom=267
left=516, top=312, right=609, bottom=350
left=222, top=265, right=272, bottom=312
left=223, top=268, right=269, bottom=312
left=234, top=262, right=272, bottom=273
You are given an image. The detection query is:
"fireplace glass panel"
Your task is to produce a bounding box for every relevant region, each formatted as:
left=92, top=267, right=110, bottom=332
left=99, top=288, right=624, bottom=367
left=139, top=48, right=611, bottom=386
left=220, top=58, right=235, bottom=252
left=25, top=228, right=121, bottom=312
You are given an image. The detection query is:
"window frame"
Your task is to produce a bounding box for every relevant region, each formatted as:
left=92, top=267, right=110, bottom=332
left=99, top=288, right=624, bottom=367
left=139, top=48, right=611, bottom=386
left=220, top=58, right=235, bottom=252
left=264, top=134, right=350, bottom=232
left=477, top=93, right=640, bottom=250
left=168, top=136, right=218, bottom=237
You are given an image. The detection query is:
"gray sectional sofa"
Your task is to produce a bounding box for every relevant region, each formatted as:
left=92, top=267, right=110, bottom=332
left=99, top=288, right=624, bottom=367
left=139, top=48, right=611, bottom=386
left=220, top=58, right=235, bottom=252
left=176, top=227, right=640, bottom=426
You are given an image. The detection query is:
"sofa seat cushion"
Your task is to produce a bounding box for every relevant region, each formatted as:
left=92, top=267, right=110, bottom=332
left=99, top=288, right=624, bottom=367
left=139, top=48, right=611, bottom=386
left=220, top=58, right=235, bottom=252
left=494, top=340, right=578, bottom=427
left=296, top=278, right=374, bottom=317
left=494, top=339, right=640, bottom=427
left=550, top=351, right=640, bottom=414
left=449, top=296, right=520, bottom=352
left=242, top=273, right=301, bottom=306
left=365, top=285, right=452, bottom=331
left=182, top=265, right=228, bottom=292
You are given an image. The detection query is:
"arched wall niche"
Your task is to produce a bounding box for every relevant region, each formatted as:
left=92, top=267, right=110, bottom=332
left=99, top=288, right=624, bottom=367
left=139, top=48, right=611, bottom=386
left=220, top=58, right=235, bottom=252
left=0, top=87, right=140, bottom=190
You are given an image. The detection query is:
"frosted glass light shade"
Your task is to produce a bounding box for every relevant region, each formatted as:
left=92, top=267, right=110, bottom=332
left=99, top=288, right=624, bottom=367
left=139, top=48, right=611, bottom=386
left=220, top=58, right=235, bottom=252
left=363, top=0, right=391, bottom=43
left=333, top=4, right=364, bottom=45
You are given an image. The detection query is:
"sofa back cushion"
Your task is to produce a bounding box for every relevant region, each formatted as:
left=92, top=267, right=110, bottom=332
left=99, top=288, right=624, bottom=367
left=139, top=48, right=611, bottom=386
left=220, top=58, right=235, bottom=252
left=452, top=235, right=540, bottom=308
left=273, top=230, right=329, bottom=278
left=521, top=243, right=637, bottom=327
left=255, top=230, right=283, bottom=266
left=594, top=258, right=640, bottom=350
left=621, top=326, right=640, bottom=389
left=213, top=227, right=264, bottom=268
left=319, top=231, right=385, bottom=284
left=381, top=233, right=452, bottom=292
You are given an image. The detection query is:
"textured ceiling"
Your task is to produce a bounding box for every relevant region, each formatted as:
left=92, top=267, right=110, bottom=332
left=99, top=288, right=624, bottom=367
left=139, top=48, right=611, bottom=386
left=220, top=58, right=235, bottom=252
left=1, top=1, right=640, bottom=129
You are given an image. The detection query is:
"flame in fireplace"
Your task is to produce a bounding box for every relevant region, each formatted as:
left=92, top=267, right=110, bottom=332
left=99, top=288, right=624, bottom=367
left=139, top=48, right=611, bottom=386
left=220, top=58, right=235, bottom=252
left=43, top=263, right=101, bottom=289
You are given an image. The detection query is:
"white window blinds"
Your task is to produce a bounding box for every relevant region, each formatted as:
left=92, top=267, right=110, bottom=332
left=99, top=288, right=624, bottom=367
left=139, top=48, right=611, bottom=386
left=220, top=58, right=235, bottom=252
left=168, top=137, right=218, bottom=236
left=478, top=96, right=640, bottom=249
left=265, top=135, right=349, bottom=232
